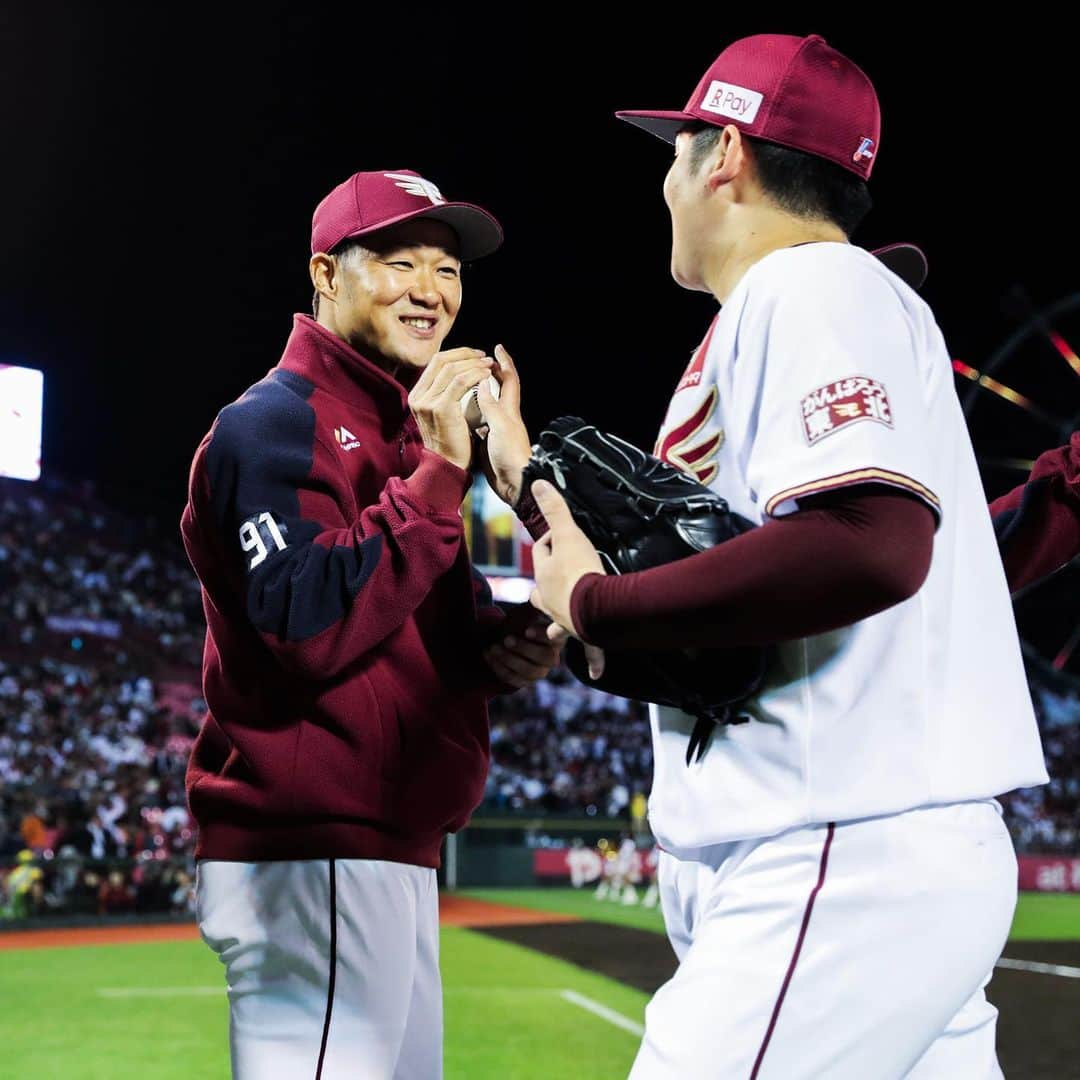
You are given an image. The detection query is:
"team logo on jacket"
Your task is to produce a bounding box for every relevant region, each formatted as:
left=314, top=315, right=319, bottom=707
left=334, top=426, right=361, bottom=451
left=801, top=376, right=892, bottom=445
left=655, top=386, right=723, bottom=485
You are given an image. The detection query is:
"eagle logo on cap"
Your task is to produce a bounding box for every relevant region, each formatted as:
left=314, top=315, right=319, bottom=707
left=384, top=172, right=447, bottom=205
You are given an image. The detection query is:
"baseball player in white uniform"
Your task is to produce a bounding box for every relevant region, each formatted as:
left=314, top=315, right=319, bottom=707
left=521, top=33, right=1049, bottom=1079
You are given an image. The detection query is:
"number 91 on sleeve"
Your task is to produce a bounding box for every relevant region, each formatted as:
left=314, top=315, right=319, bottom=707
left=238, top=511, right=289, bottom=570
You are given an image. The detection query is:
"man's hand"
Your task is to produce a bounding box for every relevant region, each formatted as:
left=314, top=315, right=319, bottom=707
left=528, top=479, right=606, bottom=642
left=482, top=617, right=562, bottom=689
left=545, top=622, right=606, bottom=681
left=474, top=345, right=534, bottom=506
left=408, top=347, right=495, bottom=471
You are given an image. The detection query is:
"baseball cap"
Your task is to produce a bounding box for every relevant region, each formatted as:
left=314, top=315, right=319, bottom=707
left=616, top=34, right=881, bottom=179
left=311, top=169, right=503, bottom=261
left=870, top=243, right=928, bottom=290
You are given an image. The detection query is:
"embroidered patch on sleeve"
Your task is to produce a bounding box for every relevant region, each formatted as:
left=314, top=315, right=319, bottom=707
left=800, top=376, right=893, bottom=445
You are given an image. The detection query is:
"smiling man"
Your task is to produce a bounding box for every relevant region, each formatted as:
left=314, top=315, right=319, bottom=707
left=180, top=169, right=560, bottom=1079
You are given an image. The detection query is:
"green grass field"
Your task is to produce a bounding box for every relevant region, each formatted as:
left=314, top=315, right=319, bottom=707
left=0, top=919, right=647, bottom=1078
left=464, top=887, right=668, bottom=934
left=463, top=887, right=1080, bottom=941
left=1, top=889, right=1076, bottom=1078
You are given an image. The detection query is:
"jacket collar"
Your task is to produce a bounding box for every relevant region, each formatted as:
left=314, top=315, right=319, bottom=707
left=278, top=314, right=411, bottom=414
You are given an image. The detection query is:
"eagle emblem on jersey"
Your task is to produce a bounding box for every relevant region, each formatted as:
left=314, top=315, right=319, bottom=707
left=801, top=376, right=893, bottom=445
left=654, top=386, right=724, bottom=485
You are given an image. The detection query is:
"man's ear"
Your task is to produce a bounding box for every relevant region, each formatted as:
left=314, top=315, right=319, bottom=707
left=706, top=124, right=747, bottom=191
left=309, top=252, right=338, bottom=306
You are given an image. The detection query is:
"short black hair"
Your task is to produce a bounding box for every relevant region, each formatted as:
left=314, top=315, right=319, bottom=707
left=330, top=236, right=374, bottom=264
left=311, top=238, right=374, bottom=317
left=686, top=124, right=873, bottom=237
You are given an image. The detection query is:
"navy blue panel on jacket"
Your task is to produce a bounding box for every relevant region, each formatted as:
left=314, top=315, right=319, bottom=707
left=205, top=368, right=383, bottom=643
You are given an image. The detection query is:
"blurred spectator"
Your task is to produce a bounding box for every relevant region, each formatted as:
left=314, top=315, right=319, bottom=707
left=97, top=869, right=135, bottom=916
left=19, top=803, right=48, bottom=852
left=4, top=850, right=45, bottom=918
left=170, top=870, right=195, bottom=914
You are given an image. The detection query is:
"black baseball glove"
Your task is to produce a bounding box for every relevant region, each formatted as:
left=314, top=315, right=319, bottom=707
left=520, top=416, right=769, bottom=762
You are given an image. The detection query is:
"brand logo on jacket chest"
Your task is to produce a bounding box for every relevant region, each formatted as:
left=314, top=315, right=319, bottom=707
left=334, top=426, right=361, bottom=452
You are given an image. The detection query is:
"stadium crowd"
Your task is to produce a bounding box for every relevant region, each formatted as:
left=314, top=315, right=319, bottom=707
left=0, top=476, right=204, bottom=667
left=483, top=667, right=653, bottom=817
left=0, top=475, right=1077, bottom=918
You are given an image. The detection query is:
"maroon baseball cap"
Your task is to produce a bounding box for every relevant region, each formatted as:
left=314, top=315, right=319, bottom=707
left=617, top=34, right=881, bottom=179
left=871, top=243, right=928, bottom=289
left=311, top=169, right=503, bottom=261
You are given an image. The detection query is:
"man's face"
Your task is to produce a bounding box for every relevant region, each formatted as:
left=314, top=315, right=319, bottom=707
left=335, top=219, right=463, bottom=370
left=663, top=128, right=712, bottom=292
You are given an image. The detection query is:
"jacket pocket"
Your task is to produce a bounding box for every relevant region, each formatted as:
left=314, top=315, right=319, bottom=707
left=372, top=673, right=403, bottom=784
left=287, top=677, right=387, bottom=818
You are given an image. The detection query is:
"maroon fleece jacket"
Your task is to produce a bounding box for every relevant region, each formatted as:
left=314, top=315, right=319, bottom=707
left=181, top=315, right=508, bottom=867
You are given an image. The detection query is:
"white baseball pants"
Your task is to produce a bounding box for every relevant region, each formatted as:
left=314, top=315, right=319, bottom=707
left=196, top=858, right=441, bottom=1079
left=630, top=800, right=1017, bottom=1079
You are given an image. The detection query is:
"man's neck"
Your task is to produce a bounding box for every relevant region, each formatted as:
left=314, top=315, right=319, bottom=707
left=314, top=310, right=419, bottom=388
left=704, top=213, right=848, bottom=303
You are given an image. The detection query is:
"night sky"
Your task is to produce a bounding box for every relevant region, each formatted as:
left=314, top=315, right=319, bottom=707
left=4, top=8, right=1079, bottom=519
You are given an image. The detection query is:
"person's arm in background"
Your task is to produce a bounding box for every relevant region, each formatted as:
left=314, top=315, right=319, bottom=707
left=991, top=432, right=1080, bottom=593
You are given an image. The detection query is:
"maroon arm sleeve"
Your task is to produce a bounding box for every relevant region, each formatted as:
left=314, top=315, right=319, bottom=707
left=568, top=489, right=936, bottom=650
left=514, top=487, right=549, bottom=541
left=990, top=432, right=1080, bottom=594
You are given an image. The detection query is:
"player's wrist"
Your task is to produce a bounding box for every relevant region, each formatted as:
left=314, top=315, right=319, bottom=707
left=501, top=462, right=529, bottom=506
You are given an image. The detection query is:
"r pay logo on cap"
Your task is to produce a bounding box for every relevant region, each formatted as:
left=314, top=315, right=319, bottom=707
left=699, top=81, right=763, bottom=124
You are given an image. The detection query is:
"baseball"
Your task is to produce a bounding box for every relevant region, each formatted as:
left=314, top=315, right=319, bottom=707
left=461, top=375, right=501, bottom=432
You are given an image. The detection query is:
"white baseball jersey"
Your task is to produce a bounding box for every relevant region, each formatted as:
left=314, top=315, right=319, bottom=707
left=648, top=241, right=1048, bottom=856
